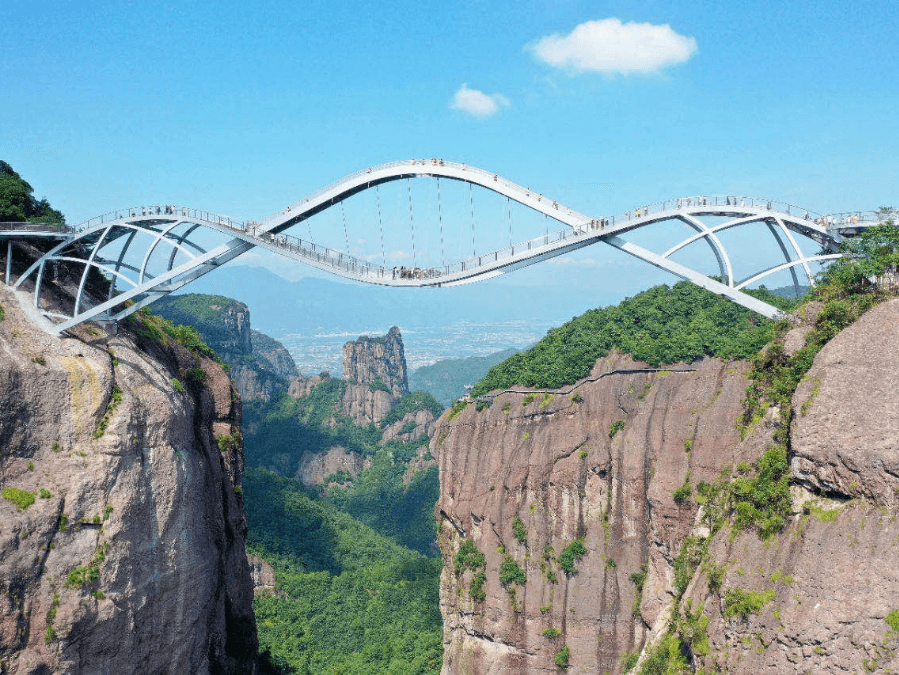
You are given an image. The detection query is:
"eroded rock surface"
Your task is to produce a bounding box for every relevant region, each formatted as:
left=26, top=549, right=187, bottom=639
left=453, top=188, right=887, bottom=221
left=791, top=299, right=899, bottom=506
left=434, top=353, right=759, bottom=673
left=343, top=325, right=409, bottom=398
left=435, top=305, right=899, bottom=674
left=0, top=287, right=258, bottom=674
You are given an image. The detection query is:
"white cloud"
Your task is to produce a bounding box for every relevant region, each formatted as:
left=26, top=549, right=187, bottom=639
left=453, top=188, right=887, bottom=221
left=528, top=18, right=697, bottom=75
left=451, top=84, right=510, bottom=118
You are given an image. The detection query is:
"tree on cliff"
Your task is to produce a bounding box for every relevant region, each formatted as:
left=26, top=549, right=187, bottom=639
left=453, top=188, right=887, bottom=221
left=820, top=222, right=899, bottom=293
left=0, top=160, right=66, bottom=224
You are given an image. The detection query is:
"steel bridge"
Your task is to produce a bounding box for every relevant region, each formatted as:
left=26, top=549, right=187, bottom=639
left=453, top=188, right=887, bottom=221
left=0, top=159, right=890, bottom=334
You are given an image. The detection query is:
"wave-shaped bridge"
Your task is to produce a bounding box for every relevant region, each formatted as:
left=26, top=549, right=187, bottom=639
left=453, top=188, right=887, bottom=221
left=0, top=159, right=891, bottom=334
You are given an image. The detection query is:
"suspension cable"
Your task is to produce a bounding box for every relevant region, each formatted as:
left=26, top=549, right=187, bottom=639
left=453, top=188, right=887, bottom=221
left=376, top=185, right=386, bottom=269
left=341, top=201, right=350, bottom=254
left=507, top=196, right=513, bottom=248
left=436, top=178, right=445, bottom=267
left=407, top=179, right=416, bottom=269
left=469, top=183, right=476, bottom=257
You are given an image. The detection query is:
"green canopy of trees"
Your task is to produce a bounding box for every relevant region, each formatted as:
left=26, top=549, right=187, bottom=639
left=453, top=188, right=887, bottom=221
left=0, top=161, right=65, bottom=224
left=471, top=282, right=796, bottom=396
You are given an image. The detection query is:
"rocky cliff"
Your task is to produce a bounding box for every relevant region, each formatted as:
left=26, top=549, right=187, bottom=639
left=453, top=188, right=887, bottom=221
left=154, top=293, right=299, bottom=403
left=0, top=286, right=258, bottom=674
left=434, top=302, right=899, bottom=673
left=343, top=326, right=409, bottom=398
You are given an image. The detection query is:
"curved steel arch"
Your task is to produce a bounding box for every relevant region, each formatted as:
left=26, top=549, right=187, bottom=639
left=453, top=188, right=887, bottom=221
left=6, top=159, right=891, bottom=334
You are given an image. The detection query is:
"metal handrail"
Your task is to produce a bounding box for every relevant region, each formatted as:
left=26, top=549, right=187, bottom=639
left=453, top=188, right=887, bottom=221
left=0, top=222, right=74, bottom=234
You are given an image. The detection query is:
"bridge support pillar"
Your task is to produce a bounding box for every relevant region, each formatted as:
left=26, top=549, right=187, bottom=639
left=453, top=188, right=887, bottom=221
left=5, top=240, right=10, bottom=285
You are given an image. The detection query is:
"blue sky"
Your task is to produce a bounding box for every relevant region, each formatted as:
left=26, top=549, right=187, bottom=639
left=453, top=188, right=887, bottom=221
left=3, top=0, right=898, bottom=307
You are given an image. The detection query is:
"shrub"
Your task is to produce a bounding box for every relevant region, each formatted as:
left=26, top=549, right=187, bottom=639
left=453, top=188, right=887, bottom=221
left=2, top=487, right=35, bottom=510
left=454, top=539, right=486, bottom=575
left=448, top=399, right=468, bottom=420
left=558, top=538, right=586, bottom=575
left=172, top=378, right=184, bottom=393
left=885, top=610, right=899, bottom=632
left=731, top=446, right=791, bottom=538
left=673, top=473, right=692, bottom=504
left=542, top=627, right=561, bottom=638
left=512, top=516, right=527, bottom=543
left=186, top=367, right=206, bottom=383
left=499, top=556, right=526, bottom=586
left=673, top=536, right=705, bottom=597
left=570, top=392, right=583, bottom=403
left=469, top=571, right=487, bottom=601
left=93, top=386, right=123, bottom=438
left=39, top=488, right=51, bottom=499
left=609, top=420, right=624, bottom=439
left=554, top=645, right=570, bottom=669
left=723, top=587, right=776, bottom=619
left=32, top=355, right=46, bottom=365
left=0, top=303, right=4, bottom=321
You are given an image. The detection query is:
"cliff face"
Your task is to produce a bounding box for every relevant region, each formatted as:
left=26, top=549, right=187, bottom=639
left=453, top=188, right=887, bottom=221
left=0, top=287, right=258, bottom=674
left=154, top=294, right=299, bottom=403
left=343, top=326, right=409, bottom=398
left=434, top=353, right=756, bottom=673
left=435, top=303, right=899, bottom=674
left=677, top=299, right=899, bottom=674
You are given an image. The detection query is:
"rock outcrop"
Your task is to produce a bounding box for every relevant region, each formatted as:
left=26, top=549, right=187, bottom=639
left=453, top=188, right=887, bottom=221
left=434, top=302, right=899, bottom=675
left=294, top=446, right=372, bottom=487
left=154, top=294, right=299, bottom=403
left=0, top=286, right=258, bottom=674
left=343, top=326, right=409, bottom=398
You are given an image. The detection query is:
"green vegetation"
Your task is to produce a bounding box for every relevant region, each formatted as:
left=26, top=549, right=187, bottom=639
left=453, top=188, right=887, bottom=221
left=215, top=428, right=242, bottom=454
left=172, top=378, right=184, bottom=393
left=380, top=390, right=444, bottom=429
left=368, top=379, right=391, bottom=393
left=673, top=536, right=705, bottom=597
left=635, top=632, right=689, bottom=674
left=885, top=610, right=899, bottom=632
left=244, top=382, right=383, bottom=463
left=409, top=347, right=519, bottom=406
left=128, top=307, right=219, bottom=361
left=448, top=399, right=468, bottom=419
left=609, top=420, right=625, bottom=439
left=722, top=587, right=775, bottom=619
left=186, top=367, right=206, bottom=383
left=0, top=161, right=66, bottom=225
left=93, top=386, right=123, bottom=438
left=558, top=538, right=586, bottom=575
left=630, top=563, right=648, bottom=616
left=244, top=469, right=442, bottom=673
left=326, top=451, right=439, bottom=556
left=0, top=303, right=5, bottom=321
left=39, top=488, right=51, bottom=499
left=730, top=446, right=791, bottom=538
left=44, top=592, right=60, bottom=644
left=554, top=645, right=570, bottom=669
left=2, top=487, right=35, bottom=511
left=455, top=541, right=486, bottom=576
left=471, top=282, right=794, bottom=396
left=57, top=514, right=68, bottom=532
left=621, top=652, right=639, bottom=672
left=741, top=223, right=899, bottom=438
left=499, top=556, right=526, bottom=586
left=676, top=602, right=710, bottom=657
left=542, top=627, right=561, bottom=638
left=512, top=516, right=527, bottom=543
left=65, top=541, right=110, bottom=589
left=673, top=472, right=692, bottom=504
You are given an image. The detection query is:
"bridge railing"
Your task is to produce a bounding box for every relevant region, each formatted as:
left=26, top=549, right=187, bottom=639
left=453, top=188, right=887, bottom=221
left=0, top=222, right=74, bottom=234
left=73, top=206, right=248, bottom=232
left=259, top=158, right=595, bottom=228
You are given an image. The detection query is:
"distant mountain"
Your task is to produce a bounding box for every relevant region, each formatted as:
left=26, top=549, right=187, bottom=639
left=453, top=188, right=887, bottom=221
left=409, top=347, right=520, bottom=406
left=182, top=265, right=590, bottom=336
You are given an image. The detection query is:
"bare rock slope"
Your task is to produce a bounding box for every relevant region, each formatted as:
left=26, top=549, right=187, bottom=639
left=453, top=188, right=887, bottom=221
left=0, top=287, right=258, bottom=674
